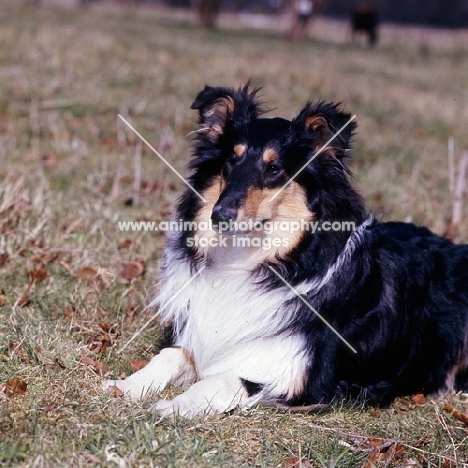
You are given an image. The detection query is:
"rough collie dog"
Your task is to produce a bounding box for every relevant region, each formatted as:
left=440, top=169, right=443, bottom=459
left=104, top=85, right=468, bottom=419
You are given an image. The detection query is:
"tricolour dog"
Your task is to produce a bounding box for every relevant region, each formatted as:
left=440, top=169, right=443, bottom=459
left=104, top=85, right=468, bottom=418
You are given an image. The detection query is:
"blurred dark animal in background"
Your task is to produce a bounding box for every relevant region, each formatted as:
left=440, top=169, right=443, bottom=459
left=192, top=0, right=221, bottom=28
left=351, top=3, right=379, bottom=46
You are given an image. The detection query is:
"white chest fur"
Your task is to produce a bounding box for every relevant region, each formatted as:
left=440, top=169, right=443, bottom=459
left=151, top=252, right=308, bottom=399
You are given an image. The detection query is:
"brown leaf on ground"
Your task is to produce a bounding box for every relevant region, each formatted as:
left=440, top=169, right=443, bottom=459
left=105, top=385, right=124, bottom=398
left=361, top=442, right=406, bottom=468
left=125, top=303, right=138, bottom=320
left=88, top=323, right=118, bottom=354
left=17, top=295, right=31, bottom=308
left=118, top=238, right=133, bottom=249
left=130, top=360, right=149, bottom=372
left=284, top=456, right=312, bottom=468
left=2, top=378, right=28, bottom=397
left=27, top=265, right=49, bottom=293
left=443, top=403, right=468, bottom=425
left=75, top=267, right=99, bottom=281
left=88, top=334, right=112, bottom=354
left=79, top=356, right=109, bottom=376
left=0, top=294, right=6, bottom=306
left=120, top=261, right=145, bottom=280
left=441, top=457, right=458, bottom=468
left=349, top=437, right=405, bottom=468
left=411, top=393, right=426, bottom=405
left=0, top=252, right=10, bottom=265
left=63, top=308, right=74, bottom=319
left=41, top=153, right=57, bottom=167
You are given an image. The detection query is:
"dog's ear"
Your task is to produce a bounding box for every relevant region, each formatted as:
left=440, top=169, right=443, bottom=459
left=293, top=102, right=356, bottom=158
left=190, top=85, right=262, bottom=143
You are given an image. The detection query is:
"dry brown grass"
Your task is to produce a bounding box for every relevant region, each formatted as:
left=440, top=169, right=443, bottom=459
left=1, top=1, right=468, bottom=467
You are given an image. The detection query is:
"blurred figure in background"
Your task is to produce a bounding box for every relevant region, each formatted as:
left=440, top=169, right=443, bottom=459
left=290, top=0, right=323, bottom=41
left=192, top=0, right=221, bottom=28
left=351, top=3, right=379, bottom=46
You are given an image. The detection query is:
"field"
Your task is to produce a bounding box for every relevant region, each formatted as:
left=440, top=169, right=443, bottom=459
left=1, top=1, right=468, bottom=466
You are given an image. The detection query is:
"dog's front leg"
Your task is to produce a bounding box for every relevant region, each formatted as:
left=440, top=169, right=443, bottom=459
left=150, top=374, right=252, bottom=419
left=103, top=347, right=196, bottom=400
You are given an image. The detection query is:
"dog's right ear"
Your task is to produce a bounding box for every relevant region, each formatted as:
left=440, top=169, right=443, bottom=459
left=190, top=85, right=262, bottom=143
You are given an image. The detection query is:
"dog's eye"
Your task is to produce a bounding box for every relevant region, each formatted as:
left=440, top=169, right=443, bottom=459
left=266, top=163, right=281, bottom=175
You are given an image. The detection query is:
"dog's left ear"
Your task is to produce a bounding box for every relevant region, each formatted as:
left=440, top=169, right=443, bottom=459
left=292, top=102, right=356, bottom=158
left=190, top=85, right=262, bottom=143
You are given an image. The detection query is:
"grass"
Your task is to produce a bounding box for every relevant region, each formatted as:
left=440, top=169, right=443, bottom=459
left=1, top=1, right=468, bottom=466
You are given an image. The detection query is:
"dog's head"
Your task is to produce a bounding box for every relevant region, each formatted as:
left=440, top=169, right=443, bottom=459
left=180, top=84, right=364, bottom=262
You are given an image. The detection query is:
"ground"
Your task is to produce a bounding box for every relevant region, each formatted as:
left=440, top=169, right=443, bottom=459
left=0, top=1, right=468, bottom=466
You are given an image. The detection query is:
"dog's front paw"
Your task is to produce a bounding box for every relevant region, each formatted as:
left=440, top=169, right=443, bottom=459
left=102, top=379, right=153, bottom=400
left=150, top=395, right=205, bottom=420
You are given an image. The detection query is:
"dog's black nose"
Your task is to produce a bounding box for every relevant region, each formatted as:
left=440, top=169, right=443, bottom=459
left=211, top=204, right=237, bottom=225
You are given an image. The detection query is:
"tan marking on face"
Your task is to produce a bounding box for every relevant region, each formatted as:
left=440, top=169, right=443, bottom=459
left=237, top=181, right=313, bottom=262
left=234, top=144, right=246, bottom=158
left=193, top=175, right=313, bottom=266
left=192, top=176, right=225, bottom=256
left=262, top=148, right=278, bottom=163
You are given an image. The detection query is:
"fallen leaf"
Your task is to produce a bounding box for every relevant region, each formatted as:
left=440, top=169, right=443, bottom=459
left=443, top=403, right=468, bottom=425
left=125, top=303, right=138, bottom=320
left=75, top=267, right=99, bottom=281
left=41, top=153, right=57, bottom=167
left=0, top=253, right=10, bottom=266
left=79, top=356, right=109, bottom=376
left=130, top=360, right=149, bottom=372
left=361, top=442, right=405, bottom=468
left=441, top=457, right=458, bottom=468
left=17, top=296, right=31, bottom=308
left=27, top=265, right=49, bottom=293
left=2, top=378, right=28, bottom=397
left=411, top=393, right=426, bottom=405
left=0, top=294, right=6, bottom=306
left=118, top=239, right=133, bottom=249
left=120, top=261, right=145, bottom=280
left=88, top=334, right=112, bottom=354
left=106, top=385, right=124, bottom=397
left=63, top=308, right=74, bottom=319
left=284, top=456, right=312, bottom=468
